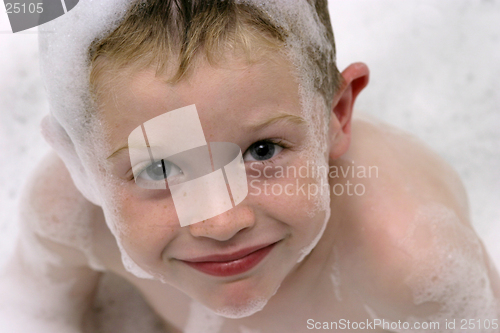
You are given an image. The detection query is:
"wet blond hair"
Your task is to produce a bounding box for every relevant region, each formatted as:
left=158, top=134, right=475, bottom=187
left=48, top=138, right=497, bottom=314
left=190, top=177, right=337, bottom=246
left=89, top=0, right=341, bottom=108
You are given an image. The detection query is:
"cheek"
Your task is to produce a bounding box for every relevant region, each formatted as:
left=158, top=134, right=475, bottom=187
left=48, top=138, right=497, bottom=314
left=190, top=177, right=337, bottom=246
left=109, top=187, right=181, bottom=263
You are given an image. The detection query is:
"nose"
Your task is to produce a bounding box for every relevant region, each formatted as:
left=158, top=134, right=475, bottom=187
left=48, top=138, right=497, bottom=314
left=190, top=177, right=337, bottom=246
left=188, top=206, right=255, bottom=241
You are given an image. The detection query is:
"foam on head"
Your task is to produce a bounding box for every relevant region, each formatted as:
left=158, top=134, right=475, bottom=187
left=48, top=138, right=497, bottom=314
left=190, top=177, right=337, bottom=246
left=39, top=0, right=134, bottom=207
left=236, top=0, right=337, bottom=105
left=39, top=0, right=131, bottom=138
left=40, top=0, right=338, bottom=148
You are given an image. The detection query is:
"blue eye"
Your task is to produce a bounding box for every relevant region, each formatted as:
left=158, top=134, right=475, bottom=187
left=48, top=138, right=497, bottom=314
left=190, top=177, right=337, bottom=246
left=243, top=141, right=283, bottom=162
left=138, top=160, right=182, bottom=181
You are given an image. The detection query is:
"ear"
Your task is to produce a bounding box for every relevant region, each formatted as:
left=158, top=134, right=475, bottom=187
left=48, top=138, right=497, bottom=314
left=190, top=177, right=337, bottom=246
left=41, top=114, right=77, bottom=157
left=40, top=115, right=100, bottom=206
left=328, top=62, right=370, bottom=160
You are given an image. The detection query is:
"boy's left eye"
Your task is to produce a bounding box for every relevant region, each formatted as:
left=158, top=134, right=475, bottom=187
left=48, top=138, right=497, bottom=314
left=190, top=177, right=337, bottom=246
left=137, top=159, right=182, bottom=182
left=243, top=141, right=283, bottom=162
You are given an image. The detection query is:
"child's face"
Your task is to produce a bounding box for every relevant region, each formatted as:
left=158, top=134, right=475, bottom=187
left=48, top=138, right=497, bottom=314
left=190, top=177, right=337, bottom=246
left=97, top=52, right=332, bottom=317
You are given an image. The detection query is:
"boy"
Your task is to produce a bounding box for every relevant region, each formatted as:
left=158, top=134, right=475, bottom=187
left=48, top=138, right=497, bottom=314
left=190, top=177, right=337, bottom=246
left=1, top=0, right=499, bottom=332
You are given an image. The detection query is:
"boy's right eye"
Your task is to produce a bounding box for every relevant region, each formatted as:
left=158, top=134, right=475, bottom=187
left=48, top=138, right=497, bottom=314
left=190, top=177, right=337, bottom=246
left=243, top=140, right=284, bottom=162
left=137, top=160, right=183, bottom=182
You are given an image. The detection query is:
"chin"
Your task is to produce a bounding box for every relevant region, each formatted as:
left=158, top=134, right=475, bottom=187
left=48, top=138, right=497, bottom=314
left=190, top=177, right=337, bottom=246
left=205, top=277, right=284, bottom=319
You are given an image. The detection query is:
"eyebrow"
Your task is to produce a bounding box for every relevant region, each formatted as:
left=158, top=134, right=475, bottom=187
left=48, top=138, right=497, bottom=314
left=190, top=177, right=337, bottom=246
left=249, top=113, right=307, bottom=130
left=107, top=113, right=307, bottom=160
left=107, top=145, right=132, bottom=160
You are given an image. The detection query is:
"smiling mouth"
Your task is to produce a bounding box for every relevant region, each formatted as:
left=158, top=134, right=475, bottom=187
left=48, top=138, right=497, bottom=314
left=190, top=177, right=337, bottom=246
left=181, top=242, right=278, bottom=277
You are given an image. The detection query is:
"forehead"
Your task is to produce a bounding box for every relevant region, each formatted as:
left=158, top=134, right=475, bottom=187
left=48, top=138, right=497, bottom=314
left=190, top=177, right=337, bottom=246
left=98, top=53, right=306, bottom=150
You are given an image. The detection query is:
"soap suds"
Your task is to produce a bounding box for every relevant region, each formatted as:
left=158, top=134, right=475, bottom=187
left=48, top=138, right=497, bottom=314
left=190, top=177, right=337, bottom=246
left=330, top=246, right=342, bottom=302
left=184, top=300, right=225, bottom=333
left=364, top=203, right=499, bottom=332
left=403, top=204, right=499, bottom=325
left=211, top=297, right=268, bottom=319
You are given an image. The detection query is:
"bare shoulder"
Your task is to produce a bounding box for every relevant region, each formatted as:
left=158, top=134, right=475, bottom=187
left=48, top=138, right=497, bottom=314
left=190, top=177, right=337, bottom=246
left=336, top=115, right=500, bottom=319
left=19, top=149, right=104, bottom=267
left=350, top=115, right=470, bottom=220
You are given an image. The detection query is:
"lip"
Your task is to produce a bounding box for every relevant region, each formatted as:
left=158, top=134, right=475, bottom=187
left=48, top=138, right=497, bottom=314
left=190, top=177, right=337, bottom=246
left=180, top=242, right=277, bottom=277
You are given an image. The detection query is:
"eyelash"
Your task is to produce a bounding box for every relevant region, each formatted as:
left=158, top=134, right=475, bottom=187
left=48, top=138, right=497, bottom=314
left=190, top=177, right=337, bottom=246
left=127, top=162, right=149, bottom=182
left=245, top=138, right=290, bottom=165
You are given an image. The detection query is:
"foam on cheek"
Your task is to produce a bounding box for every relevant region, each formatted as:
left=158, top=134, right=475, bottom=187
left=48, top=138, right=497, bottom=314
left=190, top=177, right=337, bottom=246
left=296, top=94, right=332, bottom=263
left=97, top=176, right=157, bottom=280
left=297, top=206, right=330, bottom=264
left=289, top=95, right=331, bottom=264
left=116, top=239, right=156, bottom=280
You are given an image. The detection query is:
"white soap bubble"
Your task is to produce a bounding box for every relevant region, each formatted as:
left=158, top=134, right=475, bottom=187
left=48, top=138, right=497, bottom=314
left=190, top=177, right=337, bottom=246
left=184, top=300, right=225, bottom=333
left=211, top=297, right=269, bottom=319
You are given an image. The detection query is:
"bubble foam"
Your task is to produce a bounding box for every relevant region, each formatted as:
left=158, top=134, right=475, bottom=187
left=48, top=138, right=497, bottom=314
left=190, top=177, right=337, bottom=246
left=404, top=203, right=499, bottom=326
left=366, top=203, right=499, bottom=332
left=184, top=300, right=225, bottom=333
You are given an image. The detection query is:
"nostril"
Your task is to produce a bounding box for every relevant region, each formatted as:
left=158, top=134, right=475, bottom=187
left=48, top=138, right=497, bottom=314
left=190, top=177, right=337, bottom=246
left=187, top=207, right=256, bottom=241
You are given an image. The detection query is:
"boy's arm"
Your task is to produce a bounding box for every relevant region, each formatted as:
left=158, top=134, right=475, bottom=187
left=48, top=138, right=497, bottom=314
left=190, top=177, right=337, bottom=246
left=0, top=151, right=101, bottom=332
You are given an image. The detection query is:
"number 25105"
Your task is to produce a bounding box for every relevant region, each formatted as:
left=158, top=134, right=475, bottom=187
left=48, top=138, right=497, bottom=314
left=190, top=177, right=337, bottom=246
left=6, top=3, right=43, bottom=14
